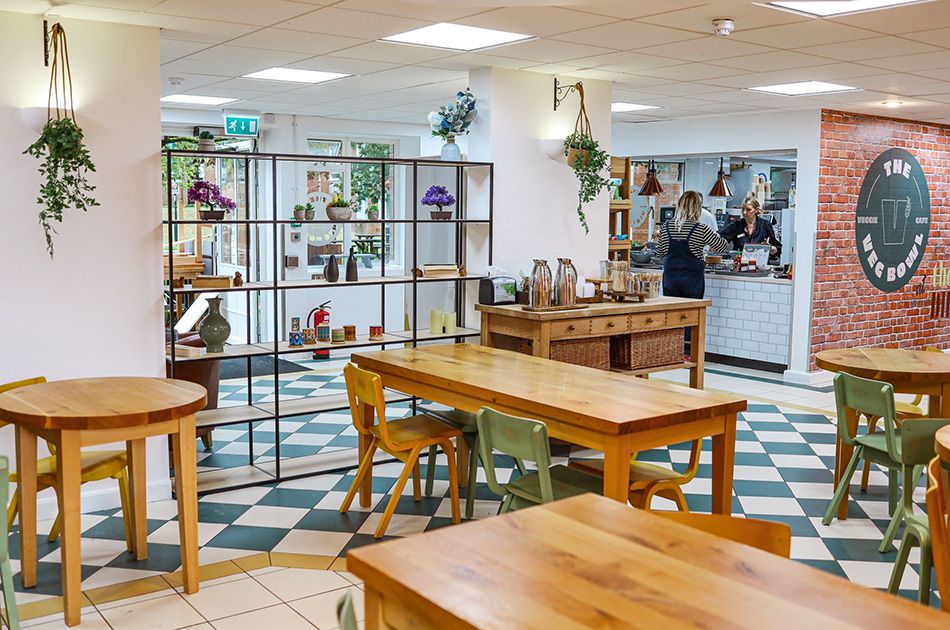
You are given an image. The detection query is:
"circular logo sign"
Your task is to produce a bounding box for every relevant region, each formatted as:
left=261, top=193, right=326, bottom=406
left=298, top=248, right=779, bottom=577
left=855, top=148, right=930, bottom=292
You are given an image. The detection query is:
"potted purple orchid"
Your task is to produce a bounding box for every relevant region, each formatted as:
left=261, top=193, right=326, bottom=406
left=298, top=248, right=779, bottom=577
left=420, top=185, right=456, bottom=220
left=188, top=180, right=236, bottom=220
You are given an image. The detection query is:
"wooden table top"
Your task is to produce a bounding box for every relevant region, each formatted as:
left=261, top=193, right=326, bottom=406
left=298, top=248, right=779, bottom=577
left=937, top=425, right=950, bottom=463
left=348, top=494, right=948, bottom=629
left=475, top=296, right=710, bottom=321
left=0, top=377, right=207, bottom=431
left=816, top=347, right=950, bottom=383
left=351, top=344, right=745, bottom=436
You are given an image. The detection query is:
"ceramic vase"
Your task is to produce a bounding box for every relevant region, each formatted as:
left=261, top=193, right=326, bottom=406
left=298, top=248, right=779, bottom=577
left=198, top=297, right=230, bottom=353
left=440, top=136, right=462, bottom=161
left=304, top=207, right=315, bottom=220
left=326, top=206, right=352, bottom=221
left=325, top=254, right=339, bottom=283
left=345, top=246, right=359, bottom=282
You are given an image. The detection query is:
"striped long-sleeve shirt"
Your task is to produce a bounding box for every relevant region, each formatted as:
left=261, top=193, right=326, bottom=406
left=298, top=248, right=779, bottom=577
left=655, top=221, right=731, bottom=261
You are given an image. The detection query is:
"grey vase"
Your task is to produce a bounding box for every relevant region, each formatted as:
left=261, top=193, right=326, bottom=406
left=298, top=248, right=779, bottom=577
left=345, top=245, right=359, bottom=282
left=198, top=297, right=230, bottom=353
left=325, top=254, right=339, bottom=282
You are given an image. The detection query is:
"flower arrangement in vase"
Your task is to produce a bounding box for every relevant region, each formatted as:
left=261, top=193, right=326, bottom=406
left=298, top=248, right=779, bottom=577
left=421, top=185, right=456, bottom=220
left=326, top=193, right=352, bottom=221
left=188, top=180, right=236, bottom=220
left=427, top=88, right=477, bottom=161
left=197, top=130, right=215, bottom=152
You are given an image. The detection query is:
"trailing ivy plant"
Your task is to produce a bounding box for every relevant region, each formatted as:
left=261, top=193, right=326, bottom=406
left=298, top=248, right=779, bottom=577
left=564, top=131, right=610, bottom=234
left=24, top=118, right=99, bottom=258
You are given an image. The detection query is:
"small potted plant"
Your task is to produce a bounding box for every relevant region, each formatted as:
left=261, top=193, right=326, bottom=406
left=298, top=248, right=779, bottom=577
left=326, top=193, right=352, bottom=221
left=188, top=180, right=235, bottom=220
left=197, top=130, right=215, bottom=152
left=421, top=185, right=455, bottom=220
left=293, top=204, right=306, bottom=221
left=367, top=201, right=380, bottom=221
left=304, top=202, right=315, bottom=220
left=564, top=131, right=609, bottom=234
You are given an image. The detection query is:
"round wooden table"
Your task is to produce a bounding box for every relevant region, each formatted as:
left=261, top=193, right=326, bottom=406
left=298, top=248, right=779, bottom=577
left=816, top=347, right=950, bottom=520
left=937, top=425, right=950, bottom=464
left=0, top=377, right=206, bottom=627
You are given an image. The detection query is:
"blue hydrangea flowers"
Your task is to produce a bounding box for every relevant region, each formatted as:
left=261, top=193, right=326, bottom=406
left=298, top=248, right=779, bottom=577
left=427, top=89, right=478, bottom=139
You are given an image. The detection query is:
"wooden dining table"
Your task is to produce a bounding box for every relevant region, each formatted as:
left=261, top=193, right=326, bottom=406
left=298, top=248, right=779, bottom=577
left=938, top=424, right=950, bottom=464
left=0, top=377, right=206, bottom=626
left=348, top=493, right=948, bottom=629
left=350, top=344, right=746, bottom=512
left=816, top=347, right=950, bottom=519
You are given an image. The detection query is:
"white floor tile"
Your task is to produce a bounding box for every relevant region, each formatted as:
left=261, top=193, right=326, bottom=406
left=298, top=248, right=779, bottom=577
left=182, top=576, right=281, bottom=621
left=24, top=608, right=108, bottom=630
left=753, top=431, right=806, bottom=444
left=768, top=454, right=827, bottom=469
left=315, top=491, right=383, bottom=512
left=99, top=593, right=205, bottom=630
left=200, top=487, right=272, bottom=506
left=838, top=560, right=919, bottom=590
left=148, top=521, right=227, bottom=546
left=147, top=499, right=186, bottom=521
left=281, top=433, right=335, bottom=446
left=288, top=585, right=363, bottom=629
left=40, top=537, right=129, bottom=567
left=732, top=466, right=783, bottom=482
left=232, top=505, right=310, bottom=529
left=253, top=568, right=351, bottom=602
left=271, top=529, right=352, bottom=556
left=211, top=603, right=314, bottom=630
left=80, top=567, right=165, bottom=591
left=809, top=517, right=883, bottom=540
left=790, top=537, right=833, bottom=561
left=278, top=474, right=345, bottom=491
left=357, top=513, right=431, bottom=537
left=738, top=496, right=805, bottom=516
left=787, top=482, right=835, bottom=499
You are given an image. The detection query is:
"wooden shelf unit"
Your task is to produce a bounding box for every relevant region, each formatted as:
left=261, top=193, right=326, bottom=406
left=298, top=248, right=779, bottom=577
left=608, top=156, right=632, bottom=263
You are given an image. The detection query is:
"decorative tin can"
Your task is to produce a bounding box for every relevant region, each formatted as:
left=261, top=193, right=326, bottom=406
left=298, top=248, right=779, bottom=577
left=331, top=327, right=345, bottom=344
left=290, top=316, right=301, bottom=332
left=303, top=328, right=316, bottom=345
left=317, top=323, right=331, bottom=342
left=369, top=325, right=383, bottom=341
left=289, top=331, right=304, bottom=347
left=343, top=325, right=357, bottom=341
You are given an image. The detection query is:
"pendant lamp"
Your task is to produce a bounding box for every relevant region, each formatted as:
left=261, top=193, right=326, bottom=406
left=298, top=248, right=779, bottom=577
left=708, top=157, right=733, bottom=198
left=637, top=159, right=663, bottom=196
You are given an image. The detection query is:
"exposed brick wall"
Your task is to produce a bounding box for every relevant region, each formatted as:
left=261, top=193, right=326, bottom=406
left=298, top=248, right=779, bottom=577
left=810, top=109, right=950, bottom=369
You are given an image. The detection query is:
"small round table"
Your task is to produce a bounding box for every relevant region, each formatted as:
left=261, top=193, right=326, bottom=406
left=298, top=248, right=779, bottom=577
left=0, top=377, right=206, bottom=627
left=816, top=348, right=950, bottom=520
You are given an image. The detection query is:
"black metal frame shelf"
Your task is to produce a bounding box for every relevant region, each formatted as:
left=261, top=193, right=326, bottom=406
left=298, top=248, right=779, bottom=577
left=163, top=147, right=493, bottom=495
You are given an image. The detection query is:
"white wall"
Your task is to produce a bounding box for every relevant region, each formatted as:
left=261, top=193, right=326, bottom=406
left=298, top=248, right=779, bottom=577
left=0, top=13, right=165, bottom=516
left=468, top=67, right=612, bottom=281
left=612, top=109, right=821, bottom=381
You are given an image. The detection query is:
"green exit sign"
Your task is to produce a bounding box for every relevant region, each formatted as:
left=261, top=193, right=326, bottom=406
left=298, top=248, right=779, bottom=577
left=223, top=115, right=259, bottom=137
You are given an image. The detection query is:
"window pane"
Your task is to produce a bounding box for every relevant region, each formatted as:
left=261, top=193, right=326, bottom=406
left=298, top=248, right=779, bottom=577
left=308, top=139, right=343, bottom=156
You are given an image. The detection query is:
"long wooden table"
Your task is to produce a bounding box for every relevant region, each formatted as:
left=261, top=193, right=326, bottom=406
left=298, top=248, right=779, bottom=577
left=0, top=377, right=206, bottom=626
left=348, top=493, right=948, bottom=629
left=816, top=347, right=950, bottom=519
left=350, top=344, right=745, bottom=511
left=476, top=297, right=710, bottom=388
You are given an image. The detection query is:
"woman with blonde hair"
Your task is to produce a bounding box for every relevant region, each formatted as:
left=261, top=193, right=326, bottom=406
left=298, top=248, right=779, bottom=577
left=655, top=191, right=730, bottom=299
left=719, top=193, right=782, bottom=260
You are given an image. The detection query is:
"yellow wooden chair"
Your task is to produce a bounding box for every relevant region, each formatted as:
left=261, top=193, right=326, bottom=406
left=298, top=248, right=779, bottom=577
left=926, top=456, right=950, bottom=612
left=658, top=512, right=792, bottom=558
left=569, top=439, right=702, bottom=511
left=1, top=377, right=132, bottom=550
left=860, top=346, right=940, bottom=491
left=339, top=364, right=461, bottom=538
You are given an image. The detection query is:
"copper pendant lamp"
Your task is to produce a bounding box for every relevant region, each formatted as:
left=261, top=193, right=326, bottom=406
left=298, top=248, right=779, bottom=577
left=708, top=157, right=733, bottom=198
left=637, top=159, right=663, bottom=197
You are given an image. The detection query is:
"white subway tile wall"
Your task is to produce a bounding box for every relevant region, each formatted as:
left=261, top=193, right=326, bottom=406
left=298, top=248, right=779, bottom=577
left=705, top=278, right=792, bottom=366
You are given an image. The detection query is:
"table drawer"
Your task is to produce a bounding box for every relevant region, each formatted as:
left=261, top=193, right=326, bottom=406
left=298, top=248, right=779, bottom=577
left=629, top=312, right=665, bottom=331
left=590, top=315, right=629, bottom=336
left=550, top=320, right=591, bottom=338
left=667, top=310, right=700, bottom=327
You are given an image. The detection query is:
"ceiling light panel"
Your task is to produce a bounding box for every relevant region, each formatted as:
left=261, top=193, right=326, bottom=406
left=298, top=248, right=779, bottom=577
left=766, top=1, right=932, bottom=17
left=381, top=22, right=534, bottom=51
left=611, top=102, right=660, bottom=112
left=242, top=67, right=351, bottom=84
left=746, top=80, right=861, bottom=95
left=160, top=94, right=238, bottom=105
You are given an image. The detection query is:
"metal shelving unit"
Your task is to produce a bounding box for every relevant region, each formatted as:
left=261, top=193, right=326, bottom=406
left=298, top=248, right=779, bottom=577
left=163, top=148, right=493, bottom=493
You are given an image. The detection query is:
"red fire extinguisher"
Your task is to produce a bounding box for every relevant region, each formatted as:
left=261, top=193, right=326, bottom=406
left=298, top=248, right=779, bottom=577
left=308, top=300, right=331, bottom=361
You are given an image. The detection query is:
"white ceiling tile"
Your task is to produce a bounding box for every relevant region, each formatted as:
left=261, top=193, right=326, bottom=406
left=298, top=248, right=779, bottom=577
left=147, top=0, right=314, bottom=26
left=580, top=1, right=717, bottom=21
left=332, top=66, right=464, bottom=92
left=482, top=38, right=618, bottom=63
left=456, top=7, right=618, bottom=38
left=286, top=57, right=401, bottom=76
left=846, top=72, right=948, bottom=95
left=552, top=20, right=704, bottom=50
left=860, top=50, right=950, bottom=72
left=0, top=0, right=71, bottom=11
left=160, top=39, right=211, bottom=61
left=637, top=1, right=809, bottom=33
left=914, top=67, right=950, bottom=82
left=829, top=1, right=950, bottom=34
left=74, top=0, right=170, bottom=8
left=274, top=83, right=380, bottom=99
left=636, top=36, right=777, bottom=62
left=167, top=45, right=308, bottom=76
left=159, top=69, right=230, bottom=93
left=327, top=41, right=458, bottom=64
left=520, top=62, right=593, bottom=75
left=573, top=51, right=687, bottom=72
left=418, top=54, right=532, bottom=71
left=733, top=19, right=881, bottom=48
left=632, top=62, right=745, bottom=82
left=227, top=28, right=363, bottom=55
left=699, top=62, right=895, bottom=89
left=333, top=0, right=485, bottom=22
left=282, top=7, right=430, bottom=40
left=717, top=50, right=841, bottom=72
left=635, top=81, right=738, bottom=97
left=915, top=92, right=950, bottom=103
left=804, top=36, right=942, bottom=62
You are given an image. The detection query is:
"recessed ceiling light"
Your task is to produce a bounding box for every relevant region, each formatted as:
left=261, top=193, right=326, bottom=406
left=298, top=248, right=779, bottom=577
left=765, top=0, right=932, bottom=17
left=881, top=100, right=904, bottom=108
left=611, top=102, right=660, bottom=112
left=160, top=94, right=237, bottom=106
left=381, top=22, right=533, bottom=51
left=746, top=81, right=860, bottom=96
left=242, top=67, right=350, bottom=84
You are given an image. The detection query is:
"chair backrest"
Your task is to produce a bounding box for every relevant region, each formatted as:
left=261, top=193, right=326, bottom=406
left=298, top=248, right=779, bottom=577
left=927, top=457, right=950, bottom=612
left=476, top=407, right=554, bottom=503
left=833, top=372, right=899, bottom=460
left=343, top=363, right=399, bottom=451
left=658, top=512, right=792, bottom=558
left=336, top=590, right=358, bottom=630
left=0, top=377, right=47, bottom=430
left=901, top=419, right=950, bottom=465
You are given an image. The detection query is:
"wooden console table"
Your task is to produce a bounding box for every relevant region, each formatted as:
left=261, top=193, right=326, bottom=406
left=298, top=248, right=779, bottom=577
left=476, top=297, right=709, bottom=389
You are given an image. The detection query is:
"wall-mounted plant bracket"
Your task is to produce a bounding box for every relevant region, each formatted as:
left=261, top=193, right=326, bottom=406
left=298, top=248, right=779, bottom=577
left=554, top=78, right=582, bottom=111
left=43, top=19, right=49, bottom=67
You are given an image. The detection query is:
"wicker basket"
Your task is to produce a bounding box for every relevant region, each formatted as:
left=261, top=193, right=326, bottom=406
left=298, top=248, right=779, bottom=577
left=610, top=329, right=683, bottom=371
left=550, top=337, right=610, bottom=370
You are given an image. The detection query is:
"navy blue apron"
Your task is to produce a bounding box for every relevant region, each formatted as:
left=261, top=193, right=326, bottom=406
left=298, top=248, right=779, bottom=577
left=662, top=223, right=705, bottom=299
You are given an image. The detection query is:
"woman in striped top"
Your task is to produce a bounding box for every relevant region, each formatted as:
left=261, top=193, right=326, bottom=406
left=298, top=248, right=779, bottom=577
left=655, top=191, right=730, bottom=299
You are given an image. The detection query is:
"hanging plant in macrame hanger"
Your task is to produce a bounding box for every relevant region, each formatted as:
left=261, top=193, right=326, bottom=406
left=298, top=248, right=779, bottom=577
left=24, top=23, right=99, bottom=259
left=563, top=83, right=609, bottom=235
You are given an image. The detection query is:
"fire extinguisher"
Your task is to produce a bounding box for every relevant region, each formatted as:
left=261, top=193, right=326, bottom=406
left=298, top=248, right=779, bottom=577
left=308, top=300, right=331, bottom=361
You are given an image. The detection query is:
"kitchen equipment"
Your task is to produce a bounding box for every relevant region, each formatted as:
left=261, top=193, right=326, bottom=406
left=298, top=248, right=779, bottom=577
left=631, top=250, right=654, bottom=264
left=529, top=259, right=553, bottom=308
left=554, top=258, right=578, bottom=306
left=478, top=276, right=517, bottom=305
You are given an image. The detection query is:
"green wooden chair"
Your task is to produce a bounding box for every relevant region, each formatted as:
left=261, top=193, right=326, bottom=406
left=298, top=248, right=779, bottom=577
left=822, top=372, right=902, bottom=538
left=886, top=418, right=950, bottom=604
left=336, top=590, right=357, bottom=630
left=475, top=407, right=602, bottom=513
left=0, top=456, right=20, bottom=630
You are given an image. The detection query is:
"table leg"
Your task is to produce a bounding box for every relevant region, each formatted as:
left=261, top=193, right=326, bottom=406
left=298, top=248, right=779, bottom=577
left=532, top=322, right=551, bottom=358
left=359, top=402, right=375, bottom=508
left=172, top=414, right=199, bottom=594
left=689, top=316, right=705, bottom=390
left=602, top=441, right=632, bottom=503
left=364, top=586, right=392, bottom=630
left=932, top=383, right=948, bottom=417
left=834, top=407, right=859, bottom=521
left=56, top=431, right=82, bottom=627
left=457, top=437, right=469, bottom=489
left=126, top=439, right=148, bottom=560
left=14, top=427, right=37, bottom=589
left=711, top=413, right=737, bottom=515
left=479, top=315, right=496, bottom=348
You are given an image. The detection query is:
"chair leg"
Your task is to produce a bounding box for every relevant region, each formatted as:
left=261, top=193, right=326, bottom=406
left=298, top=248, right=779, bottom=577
left=117, top=469, right=133, bottom=552
left=6, top=488, right=18, bottom=532
left=465, top=434, right=479, bottom=520
left=340, top=441, right=378, bottom=514
left=423, top=445, right=438, bottom=497
left=498, top=494, right=514, bottom=515
left=670, top=485, right=690, bottom=513
left=374, top=448, right=421, bottom=539
left=918, top=533, right=933, bottom=606
left=638, top=486, right=660, bottom=511
left=48, top=514, right=61, bottom=544
left=879, top=501, right=905, bottom=553
left=200, top=432, right=213, bottom=452
left=860, top=416, right=879, bottom=492
left=888, top=529, right=914, bottom=595
left=822, top=447, right=863, bottom=525
left=887, top=469, right=898, bottom=516
left=440, top=438, right=461, bottom=525
left=411, top=460, right=421, bottom=502
left=0, top=556, right=19, bottom=630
